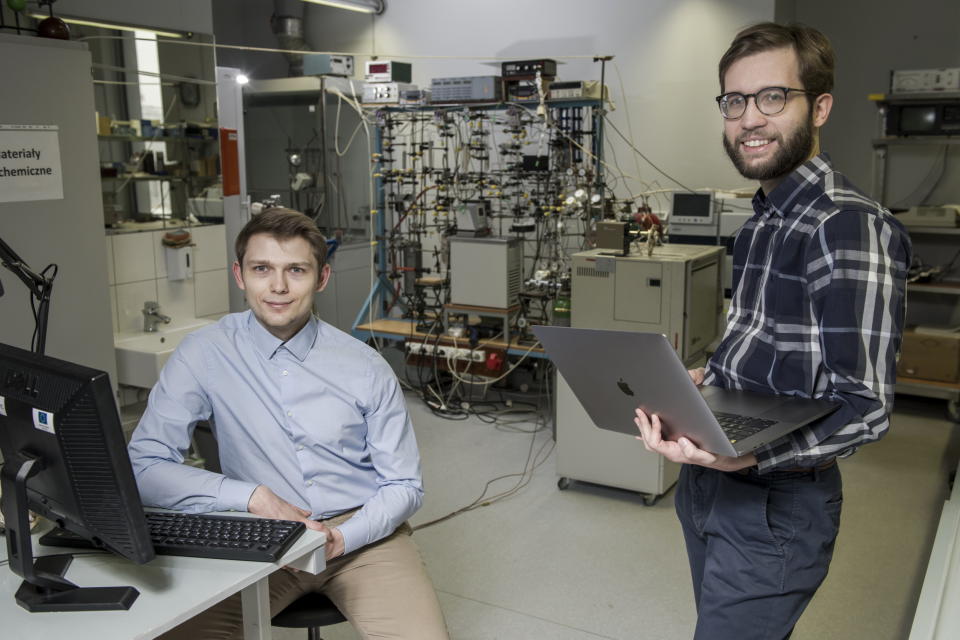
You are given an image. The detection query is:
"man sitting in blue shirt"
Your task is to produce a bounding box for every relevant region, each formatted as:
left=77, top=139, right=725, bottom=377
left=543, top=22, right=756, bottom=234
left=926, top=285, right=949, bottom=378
left=129, top=208, right=448, bottom=639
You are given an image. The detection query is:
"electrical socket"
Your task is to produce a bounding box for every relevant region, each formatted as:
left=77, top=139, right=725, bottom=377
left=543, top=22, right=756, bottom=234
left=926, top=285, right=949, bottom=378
left=406, top=342, right=484, bottom=362
left=466, top=349, right=486, bottom=362
left=406, top=342, right=425, bottom=355
left=450, top=347, right=485, bottom=362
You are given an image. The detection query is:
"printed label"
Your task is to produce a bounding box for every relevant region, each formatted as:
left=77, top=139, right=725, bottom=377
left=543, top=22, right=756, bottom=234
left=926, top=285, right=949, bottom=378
left=32, top=408, right=55, bottom=434
left=0, top=124, right=64, bottom=203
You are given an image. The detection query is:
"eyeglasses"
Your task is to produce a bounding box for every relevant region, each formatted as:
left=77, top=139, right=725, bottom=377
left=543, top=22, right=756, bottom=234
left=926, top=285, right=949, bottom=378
left=715, top=87, right=817, bottom=119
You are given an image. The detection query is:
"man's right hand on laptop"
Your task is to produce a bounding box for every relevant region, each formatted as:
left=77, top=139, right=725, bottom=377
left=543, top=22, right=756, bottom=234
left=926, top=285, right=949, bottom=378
left=633, top=407, right=757, bottom=472
left=688, top=368, right=705, bottom=385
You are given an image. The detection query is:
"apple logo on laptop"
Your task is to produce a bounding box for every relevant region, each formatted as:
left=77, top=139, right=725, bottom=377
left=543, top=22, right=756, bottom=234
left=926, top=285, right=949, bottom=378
left=617, top=377, right=634, bottom=396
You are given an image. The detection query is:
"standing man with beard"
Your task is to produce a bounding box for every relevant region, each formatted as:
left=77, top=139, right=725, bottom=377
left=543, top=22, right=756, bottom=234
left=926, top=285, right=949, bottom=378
left=633, top=23, right=910, bottom=640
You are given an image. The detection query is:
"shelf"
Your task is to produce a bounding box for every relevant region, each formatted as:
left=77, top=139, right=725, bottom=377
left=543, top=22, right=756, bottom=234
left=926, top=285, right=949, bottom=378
left=872, top=136, right=960, bottom=147
left=98, top=134, right=217, bottom=143
left=101, top=174, right=217, bottom=182
left=908, top=282, right=960, bottom=296
left=370, top=99, right=604, bottom=112
left=874, top=91, right=960, bottom=103
left=905, top=226, right=960, bottom=235
left=354, top=318, right=545, bottom=358
left=105, top=218, right=221, bottom=235
left=896, top=376, right=960, bottom=401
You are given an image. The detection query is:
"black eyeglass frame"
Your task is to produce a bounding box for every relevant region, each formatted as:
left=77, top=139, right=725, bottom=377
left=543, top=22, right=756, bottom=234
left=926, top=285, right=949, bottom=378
left=715, top=86, right=819, bottom=119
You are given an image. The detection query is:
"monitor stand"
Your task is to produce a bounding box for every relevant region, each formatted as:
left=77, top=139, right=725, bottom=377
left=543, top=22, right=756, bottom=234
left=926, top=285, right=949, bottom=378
left=1, top=455, right=140, bottom=612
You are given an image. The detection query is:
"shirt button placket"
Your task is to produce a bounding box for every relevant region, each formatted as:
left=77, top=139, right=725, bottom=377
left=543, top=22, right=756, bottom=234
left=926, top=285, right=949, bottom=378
left=280, top=366, right=293, bottom=421
left=281, top=361, right=306, bottom=487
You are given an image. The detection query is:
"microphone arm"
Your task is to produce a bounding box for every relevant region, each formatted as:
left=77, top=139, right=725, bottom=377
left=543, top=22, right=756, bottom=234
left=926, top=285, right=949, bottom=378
left=0, top=234, right=55, bottom=355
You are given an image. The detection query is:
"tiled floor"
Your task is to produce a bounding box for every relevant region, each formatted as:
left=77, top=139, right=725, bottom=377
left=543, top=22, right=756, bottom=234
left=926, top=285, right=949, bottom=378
left=268, top=392, right=958, bottom=640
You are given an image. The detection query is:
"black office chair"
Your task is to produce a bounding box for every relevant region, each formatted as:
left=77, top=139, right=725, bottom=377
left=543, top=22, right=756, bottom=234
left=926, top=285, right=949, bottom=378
left=192, top=421, right=222, bottom=473
left=272, top=592, right=347, bottom=640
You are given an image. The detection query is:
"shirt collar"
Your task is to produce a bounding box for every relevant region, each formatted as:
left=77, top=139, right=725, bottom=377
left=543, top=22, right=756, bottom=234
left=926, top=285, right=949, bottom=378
left=752, top=152, right=833, bottom=220
left=246, top=311, right=319, bottom=362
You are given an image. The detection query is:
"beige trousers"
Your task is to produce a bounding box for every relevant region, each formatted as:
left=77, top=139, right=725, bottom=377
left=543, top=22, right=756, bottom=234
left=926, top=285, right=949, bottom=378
left=160, top=512, right=449, bottom=640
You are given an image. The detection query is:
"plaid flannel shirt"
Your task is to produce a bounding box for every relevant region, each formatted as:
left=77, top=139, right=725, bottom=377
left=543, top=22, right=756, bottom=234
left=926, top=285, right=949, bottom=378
left=704, top=154, right=911, bottom=472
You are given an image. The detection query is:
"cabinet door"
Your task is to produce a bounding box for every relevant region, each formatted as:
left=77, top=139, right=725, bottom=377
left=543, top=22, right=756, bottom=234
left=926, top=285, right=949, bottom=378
left=614, top=261, right=663, bottom=324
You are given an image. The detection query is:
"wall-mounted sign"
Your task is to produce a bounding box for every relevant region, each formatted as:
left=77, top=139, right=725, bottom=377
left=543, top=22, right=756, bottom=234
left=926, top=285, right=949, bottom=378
left=0, top=124, right=63, bottom=203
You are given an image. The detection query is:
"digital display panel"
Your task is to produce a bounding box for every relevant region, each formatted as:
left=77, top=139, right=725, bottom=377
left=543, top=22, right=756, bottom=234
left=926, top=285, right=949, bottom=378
left=900, top=106, right=937, bottom=132
left=673, top=193, right=712, bottom=218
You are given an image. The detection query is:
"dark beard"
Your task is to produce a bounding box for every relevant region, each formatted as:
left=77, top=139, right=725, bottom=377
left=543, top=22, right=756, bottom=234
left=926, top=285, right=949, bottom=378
left=722, top=117, right=814, bottom=182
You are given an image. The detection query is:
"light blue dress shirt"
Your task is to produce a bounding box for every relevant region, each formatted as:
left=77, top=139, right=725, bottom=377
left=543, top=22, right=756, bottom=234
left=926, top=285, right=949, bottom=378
left=128, top=311, right=424, bottom=556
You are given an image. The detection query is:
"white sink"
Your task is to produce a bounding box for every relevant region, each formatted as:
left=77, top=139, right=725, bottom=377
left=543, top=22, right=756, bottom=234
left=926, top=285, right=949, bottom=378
left=114, top=318, right=215, bottom=389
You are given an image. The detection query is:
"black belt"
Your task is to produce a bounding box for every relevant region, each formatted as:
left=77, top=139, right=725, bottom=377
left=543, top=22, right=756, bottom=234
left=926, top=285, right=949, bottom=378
left=736, top=458, right=837, bottom=476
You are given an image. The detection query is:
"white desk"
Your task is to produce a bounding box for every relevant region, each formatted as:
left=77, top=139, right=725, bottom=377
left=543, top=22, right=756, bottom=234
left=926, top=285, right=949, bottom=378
left=0, top=518, right=326, bottom=640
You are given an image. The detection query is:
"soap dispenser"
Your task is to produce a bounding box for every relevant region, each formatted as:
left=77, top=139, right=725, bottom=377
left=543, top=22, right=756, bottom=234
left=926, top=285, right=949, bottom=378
left=161, top=230, right=194, bottom=281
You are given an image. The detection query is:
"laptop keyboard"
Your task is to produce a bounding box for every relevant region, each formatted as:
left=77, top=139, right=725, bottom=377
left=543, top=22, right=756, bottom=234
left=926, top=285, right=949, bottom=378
left=713, top=411, right=777, bottom=444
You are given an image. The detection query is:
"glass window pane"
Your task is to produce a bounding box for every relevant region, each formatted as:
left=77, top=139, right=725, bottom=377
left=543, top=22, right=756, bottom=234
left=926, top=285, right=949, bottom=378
left=133, top=31, right=171, bottom=217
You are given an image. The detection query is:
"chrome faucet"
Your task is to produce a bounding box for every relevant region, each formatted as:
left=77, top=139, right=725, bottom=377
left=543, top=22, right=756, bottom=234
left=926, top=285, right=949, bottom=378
left=142, top=301, right=171, bottom=332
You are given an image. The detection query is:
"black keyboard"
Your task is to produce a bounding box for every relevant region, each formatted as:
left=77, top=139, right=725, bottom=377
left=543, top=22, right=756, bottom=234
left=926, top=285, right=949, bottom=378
left=145, top=512, right=307, bottom=561
left=40, top=512, right=307, bottom=563
left=713, top=411, right=777, bottom=444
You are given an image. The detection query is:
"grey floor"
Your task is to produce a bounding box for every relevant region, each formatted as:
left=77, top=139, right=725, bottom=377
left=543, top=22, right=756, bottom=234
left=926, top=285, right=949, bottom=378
left=268, top=391, right=959, bottom=640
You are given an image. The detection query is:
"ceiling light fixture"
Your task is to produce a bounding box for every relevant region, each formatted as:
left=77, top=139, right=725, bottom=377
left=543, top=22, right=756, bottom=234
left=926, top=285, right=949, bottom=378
left=301, top=0, right=385, bottom=15
left=26, top=13, right=186, bottom=38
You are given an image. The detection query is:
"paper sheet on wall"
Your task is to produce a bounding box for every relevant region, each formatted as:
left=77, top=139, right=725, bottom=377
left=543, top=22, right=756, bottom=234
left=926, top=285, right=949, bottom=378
left=0, top=124, right=64, bottom=203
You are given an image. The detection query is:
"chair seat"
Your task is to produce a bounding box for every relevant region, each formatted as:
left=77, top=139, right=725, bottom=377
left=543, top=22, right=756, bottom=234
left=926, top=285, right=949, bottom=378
left=272, top=593, right=347, bottom=629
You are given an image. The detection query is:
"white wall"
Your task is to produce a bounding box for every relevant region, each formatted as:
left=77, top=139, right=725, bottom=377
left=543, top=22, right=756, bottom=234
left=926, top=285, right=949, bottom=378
left=301, top=0, right=775, bottom=210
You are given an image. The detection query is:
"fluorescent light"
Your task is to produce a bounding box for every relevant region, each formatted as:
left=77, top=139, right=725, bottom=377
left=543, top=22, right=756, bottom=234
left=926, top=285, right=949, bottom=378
left=27, top=13, right=186, bottom=38
left=301, top=0, right=385, bottom=14
left=236, top=74, right=250, bottom=85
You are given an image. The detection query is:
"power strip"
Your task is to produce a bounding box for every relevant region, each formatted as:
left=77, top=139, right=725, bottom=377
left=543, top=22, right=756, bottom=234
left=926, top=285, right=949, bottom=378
left=406, top=341, right=485, bottom=362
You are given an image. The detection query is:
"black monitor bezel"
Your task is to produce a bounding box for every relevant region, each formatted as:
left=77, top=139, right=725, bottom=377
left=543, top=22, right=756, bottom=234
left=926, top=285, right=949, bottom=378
left=0, top=342, right=155, bottom=611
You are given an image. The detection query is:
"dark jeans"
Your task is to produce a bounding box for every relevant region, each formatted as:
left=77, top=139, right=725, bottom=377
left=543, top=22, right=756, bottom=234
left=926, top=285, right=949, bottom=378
left=675, top=463, right=843, bottom=640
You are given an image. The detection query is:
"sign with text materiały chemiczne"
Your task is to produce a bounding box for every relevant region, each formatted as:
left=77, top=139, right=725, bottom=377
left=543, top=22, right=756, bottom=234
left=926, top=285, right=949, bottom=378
left=0, top=124, right=64, bottom=203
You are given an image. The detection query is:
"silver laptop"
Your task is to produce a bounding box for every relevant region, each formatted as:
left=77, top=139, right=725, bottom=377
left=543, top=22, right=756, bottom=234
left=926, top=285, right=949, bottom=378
left=532, top=326, right=840, bottom=457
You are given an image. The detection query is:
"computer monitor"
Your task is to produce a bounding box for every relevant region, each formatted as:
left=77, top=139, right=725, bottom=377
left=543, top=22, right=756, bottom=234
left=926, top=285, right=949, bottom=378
left=0, top=342, right=154, bottom=612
